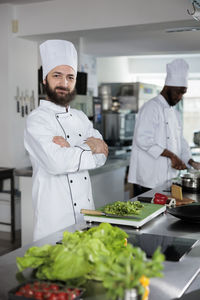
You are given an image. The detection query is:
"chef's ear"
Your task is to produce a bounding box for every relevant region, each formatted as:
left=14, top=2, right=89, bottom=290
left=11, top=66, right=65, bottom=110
left=43, top=79, right=46, bottom=85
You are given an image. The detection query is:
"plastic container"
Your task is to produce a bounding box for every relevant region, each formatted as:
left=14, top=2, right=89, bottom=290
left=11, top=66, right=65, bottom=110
left=8, top=279, right=85, bottom=300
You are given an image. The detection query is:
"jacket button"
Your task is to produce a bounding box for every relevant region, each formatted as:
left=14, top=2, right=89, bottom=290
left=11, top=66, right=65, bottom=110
left=56, top=115, right=59, bottom=118
left=167, top=137, right=170, bottom=139
left=88, top=199, right=90, bottom=202
left=74, top=203, right=77, bottom=206
left=84, top=177, right=87, bottom=180
left=166, top=122, right=168, bottom=124
left=67, top=135, right=70, bottom=138
left=70, top=114, right=72, bottom=116
left=79, top=133, right=82, bottom=136
left=70, top=180, right=73, bottom=183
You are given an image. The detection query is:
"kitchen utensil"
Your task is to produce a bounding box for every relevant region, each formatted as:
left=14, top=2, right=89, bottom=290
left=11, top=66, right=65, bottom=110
left=180, top=173, right=200, bottom=192
left=137, top=196, right=152, bottom=203
left=80, top=209, right=140, bottom=219
left=167, top=203, right=200, bottom=222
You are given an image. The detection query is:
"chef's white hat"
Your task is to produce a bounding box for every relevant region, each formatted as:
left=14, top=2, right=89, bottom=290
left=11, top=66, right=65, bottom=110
left=165, top=58, right=189, bottom=87
left=40, top=39, right=77, bottom=80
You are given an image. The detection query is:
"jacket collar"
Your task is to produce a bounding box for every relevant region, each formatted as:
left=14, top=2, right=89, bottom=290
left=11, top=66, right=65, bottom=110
left=157, top=94, right=171, bottom=109
left=40, top=99, right=71, bottom=113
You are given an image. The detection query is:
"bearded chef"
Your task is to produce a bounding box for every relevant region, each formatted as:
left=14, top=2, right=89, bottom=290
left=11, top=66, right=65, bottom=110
left=128, top=58, right=200, bottom=196
left=24, top=40, right=108, bottom=241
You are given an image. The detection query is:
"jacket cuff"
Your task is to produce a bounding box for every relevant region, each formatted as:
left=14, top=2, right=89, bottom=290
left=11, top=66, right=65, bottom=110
left=147, top=144, right=164, bottom=159
left=182, top=155, right=192, bottom=167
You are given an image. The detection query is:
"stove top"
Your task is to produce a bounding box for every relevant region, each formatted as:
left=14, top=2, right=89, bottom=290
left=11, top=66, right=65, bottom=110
left=127, top=233, right=198, bottom=262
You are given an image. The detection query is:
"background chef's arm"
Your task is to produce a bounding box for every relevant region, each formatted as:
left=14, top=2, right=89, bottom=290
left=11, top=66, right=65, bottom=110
left=180, top=137, right=200, bottom=169
left=161, top=149, right=187, bottom=170
left=135, top=104, right=164, bottom=159
left=24, top=115, right=106, bottom=175
left=176, top=112, right=200, bottom=170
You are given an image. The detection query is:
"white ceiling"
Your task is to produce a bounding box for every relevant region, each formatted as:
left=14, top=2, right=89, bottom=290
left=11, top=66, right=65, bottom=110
left=3, top=0, right=200, bottom=57
left=0, top=0, right=52, bottom=4
left=24, top=19, right=200, bottom=57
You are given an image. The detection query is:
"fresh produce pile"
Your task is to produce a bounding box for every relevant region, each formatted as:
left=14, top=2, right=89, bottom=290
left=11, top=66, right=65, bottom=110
left=16, top=223, right=164, bottom=300
left=103, top=200, right=144, bottom=216
left=12, top=281, right=82, bottom=299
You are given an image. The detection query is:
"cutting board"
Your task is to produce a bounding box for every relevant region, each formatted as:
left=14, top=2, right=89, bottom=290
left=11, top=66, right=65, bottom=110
left=169, top=184, right=195, bottom=206
left=83, top=202, right=166, bottom=228
left=166, top=195, right=195, bottom=206
left=174, top=197, right=195, bottom=206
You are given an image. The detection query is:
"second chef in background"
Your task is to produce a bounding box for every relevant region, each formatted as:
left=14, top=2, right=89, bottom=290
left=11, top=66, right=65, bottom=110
left=24, top=40, right=108, bottom=241
left=128, top=58, right=200, bottom=196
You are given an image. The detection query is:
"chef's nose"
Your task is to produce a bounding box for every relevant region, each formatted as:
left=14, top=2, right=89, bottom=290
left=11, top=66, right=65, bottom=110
left=60, top=76, right=68, bottom=87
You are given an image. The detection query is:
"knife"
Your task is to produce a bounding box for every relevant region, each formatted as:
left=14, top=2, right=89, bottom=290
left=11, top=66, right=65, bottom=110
left=80, top=209, right=140, bottom=219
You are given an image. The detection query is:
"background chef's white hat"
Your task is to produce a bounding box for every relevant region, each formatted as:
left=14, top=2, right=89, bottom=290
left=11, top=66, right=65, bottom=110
left=165, top=58, right=189, bottom=87
left=40, top=39, right=77, bottom=80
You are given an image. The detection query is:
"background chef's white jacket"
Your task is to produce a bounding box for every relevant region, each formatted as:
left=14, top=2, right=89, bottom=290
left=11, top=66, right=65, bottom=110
left=128, top=94, right=191, bottom=189
left=24, top=100, right=106, bottom=241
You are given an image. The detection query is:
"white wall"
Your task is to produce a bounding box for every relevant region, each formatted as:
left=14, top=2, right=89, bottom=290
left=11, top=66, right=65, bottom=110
left=0, top=4, right=38, bottom=168
left=80, top=53, right=98, bottom=96
left=97, top=54, right=200, bottom=85
left=0, top=4, right=13, bottom=168
left=10, top=37, right=38, bottom=168
left=97, top=56, right=132, bottom=84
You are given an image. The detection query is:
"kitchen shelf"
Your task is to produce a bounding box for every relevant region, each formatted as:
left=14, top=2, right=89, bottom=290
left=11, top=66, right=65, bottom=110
left=0, top=168, right=15, bottom=243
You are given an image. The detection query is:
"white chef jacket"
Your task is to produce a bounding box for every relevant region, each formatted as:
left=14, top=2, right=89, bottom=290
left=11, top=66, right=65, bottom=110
left=24, top=100, right=106, bottom=241
left=128, top=94, right=191, bottom=189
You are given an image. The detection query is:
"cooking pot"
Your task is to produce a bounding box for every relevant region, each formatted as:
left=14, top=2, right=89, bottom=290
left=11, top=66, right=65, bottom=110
left=193, top=130, right=200, bottom=146
left=181, top=172, right=200, bottom=192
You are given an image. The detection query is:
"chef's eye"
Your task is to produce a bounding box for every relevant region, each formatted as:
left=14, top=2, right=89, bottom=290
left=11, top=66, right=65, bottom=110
left=68, top=75, right=75, bottom=81
left=53, top=74, right=62, bottom=78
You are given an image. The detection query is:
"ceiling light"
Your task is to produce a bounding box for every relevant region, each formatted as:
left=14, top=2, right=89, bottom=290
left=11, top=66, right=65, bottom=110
left=166, top=26, right=200, bottom=32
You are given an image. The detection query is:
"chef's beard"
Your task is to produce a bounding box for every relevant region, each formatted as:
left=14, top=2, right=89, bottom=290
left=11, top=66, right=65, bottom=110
left=167, top=89, right=181, bottom=106
left=166, top=89, right=178, bottom=107
left=45, top=80, right=76, bottom=107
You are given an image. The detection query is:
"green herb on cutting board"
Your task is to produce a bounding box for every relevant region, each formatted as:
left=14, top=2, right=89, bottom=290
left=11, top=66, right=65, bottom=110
left=16, top=223, right=164, bottom=300
left=104, top=200, right=144, bottom=216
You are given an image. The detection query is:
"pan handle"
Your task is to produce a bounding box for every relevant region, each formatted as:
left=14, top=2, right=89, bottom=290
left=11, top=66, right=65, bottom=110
left=80, top=209, right=103, bottom=216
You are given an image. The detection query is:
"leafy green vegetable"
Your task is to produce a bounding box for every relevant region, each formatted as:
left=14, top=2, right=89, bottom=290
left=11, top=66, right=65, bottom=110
left=103, top=200, right=144, bottom=216
left=16, top=223, right=164, bottom=300
left=96, top=245, right=164, bottom=300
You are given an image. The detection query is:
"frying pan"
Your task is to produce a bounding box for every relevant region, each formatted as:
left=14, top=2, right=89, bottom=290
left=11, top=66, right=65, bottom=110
left=167, top=203, right=200, bottom=223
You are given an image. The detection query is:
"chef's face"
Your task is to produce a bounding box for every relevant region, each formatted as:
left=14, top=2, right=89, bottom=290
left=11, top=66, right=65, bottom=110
left=44, top=65, right=76, bottom=107
left=166, top=86, right=187, bottom=106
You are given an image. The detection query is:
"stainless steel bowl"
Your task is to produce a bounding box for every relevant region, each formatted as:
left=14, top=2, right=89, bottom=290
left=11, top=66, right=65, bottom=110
left=181, top=173, right=200, bottom=192
left=193, top=130, right=200, bottom=146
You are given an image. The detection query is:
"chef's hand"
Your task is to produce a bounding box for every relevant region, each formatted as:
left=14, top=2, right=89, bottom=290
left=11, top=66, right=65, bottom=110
left=161, top=149, right=187, bottom=170
left=170, top=154, right=187, bottom=170
left=85, top=137, right=108, bottom=157
left=188, top=159, right=200, bottom=170
left=52, top=136, right=70, bottom=148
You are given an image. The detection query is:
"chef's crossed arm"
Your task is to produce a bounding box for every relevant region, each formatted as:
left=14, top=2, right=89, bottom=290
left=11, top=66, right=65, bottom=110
left=53, top=135, right=108, bottom=157
left=24, top=114, right=107, bottom=175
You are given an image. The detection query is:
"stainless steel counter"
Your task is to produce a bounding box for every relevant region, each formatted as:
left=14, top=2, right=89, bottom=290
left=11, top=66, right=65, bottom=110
left=1, top=181, right=200, bottom=299
left=15, top=157, right=130, bottom=177
left=133, top=181, right=200, bottom=299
